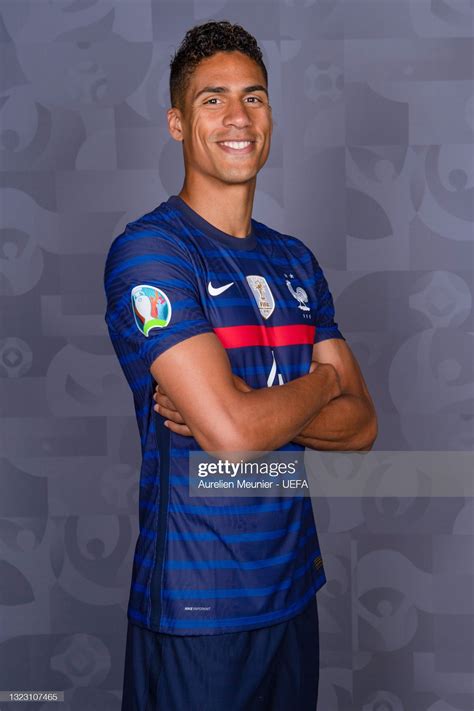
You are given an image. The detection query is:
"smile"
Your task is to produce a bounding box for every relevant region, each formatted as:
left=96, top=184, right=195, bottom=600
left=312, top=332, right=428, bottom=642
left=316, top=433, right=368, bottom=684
left=217, top=141, right=255, bottom=154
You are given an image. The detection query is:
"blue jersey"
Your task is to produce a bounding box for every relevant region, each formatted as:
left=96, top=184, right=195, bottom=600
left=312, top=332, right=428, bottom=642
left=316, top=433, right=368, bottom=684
left=104, top=194, right=345, bottom=635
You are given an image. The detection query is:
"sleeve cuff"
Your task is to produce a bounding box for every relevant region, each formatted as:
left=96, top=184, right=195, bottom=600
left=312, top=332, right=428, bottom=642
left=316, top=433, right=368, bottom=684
left=314, top=326, right=346, bottom=344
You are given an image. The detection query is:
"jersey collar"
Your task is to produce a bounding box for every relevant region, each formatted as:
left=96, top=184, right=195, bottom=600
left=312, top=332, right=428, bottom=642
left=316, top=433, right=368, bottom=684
left=167, top=195, right=258, bottom=251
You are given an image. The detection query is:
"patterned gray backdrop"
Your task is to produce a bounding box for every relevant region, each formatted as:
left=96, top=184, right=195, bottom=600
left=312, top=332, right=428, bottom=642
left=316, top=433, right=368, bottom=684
left=0, top=0, right=473, bottom=709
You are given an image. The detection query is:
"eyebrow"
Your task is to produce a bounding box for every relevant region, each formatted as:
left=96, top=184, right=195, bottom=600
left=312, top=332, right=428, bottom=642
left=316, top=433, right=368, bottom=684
left=193, top=84, right=269, bottom=102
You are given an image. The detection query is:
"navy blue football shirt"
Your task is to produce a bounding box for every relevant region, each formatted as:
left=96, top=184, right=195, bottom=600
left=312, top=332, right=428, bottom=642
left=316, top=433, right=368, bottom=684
left=104, top=195, right=345, bottom=635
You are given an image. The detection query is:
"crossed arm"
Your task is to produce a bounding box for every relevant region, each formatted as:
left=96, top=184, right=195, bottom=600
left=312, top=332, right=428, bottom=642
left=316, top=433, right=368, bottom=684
left=149, top=332, right=378, bottom=453
left=291, top=337, right=378, bottom=450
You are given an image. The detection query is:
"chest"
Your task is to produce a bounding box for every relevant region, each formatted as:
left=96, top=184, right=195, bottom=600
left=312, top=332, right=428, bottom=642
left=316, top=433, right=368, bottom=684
left=195, top=251, right=317, bottom=330
left=191, top=246, right=317, bottom=386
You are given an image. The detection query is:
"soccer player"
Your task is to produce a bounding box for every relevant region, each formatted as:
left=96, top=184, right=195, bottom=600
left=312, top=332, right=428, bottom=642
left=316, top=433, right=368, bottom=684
left=104, top=20, right=377, bottom=711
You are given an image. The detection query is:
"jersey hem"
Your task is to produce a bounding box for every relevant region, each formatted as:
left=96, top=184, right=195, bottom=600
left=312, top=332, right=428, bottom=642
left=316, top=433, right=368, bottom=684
left=127, top=573, right=326, bottom=637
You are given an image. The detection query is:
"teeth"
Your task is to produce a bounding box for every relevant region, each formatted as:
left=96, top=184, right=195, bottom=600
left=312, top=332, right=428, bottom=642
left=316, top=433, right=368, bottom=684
left=220, top=141, right=252, bottom=149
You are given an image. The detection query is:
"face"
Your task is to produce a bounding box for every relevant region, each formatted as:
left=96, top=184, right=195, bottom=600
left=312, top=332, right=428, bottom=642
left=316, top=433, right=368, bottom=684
left=168, top=51, right=273, bottom=186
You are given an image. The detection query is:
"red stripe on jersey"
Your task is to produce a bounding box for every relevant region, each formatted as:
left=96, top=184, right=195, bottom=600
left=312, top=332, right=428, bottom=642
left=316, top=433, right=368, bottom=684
left=213, top=324, right=316, bottom=349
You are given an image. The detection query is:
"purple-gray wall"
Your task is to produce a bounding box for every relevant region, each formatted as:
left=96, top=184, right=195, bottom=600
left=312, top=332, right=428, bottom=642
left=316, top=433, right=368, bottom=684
left=0, top=1, right=473, bottom=709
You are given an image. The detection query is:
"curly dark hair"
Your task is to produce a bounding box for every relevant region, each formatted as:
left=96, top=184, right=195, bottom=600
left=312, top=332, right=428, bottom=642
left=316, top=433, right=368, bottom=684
left=169, top=21, right=268, bottom=113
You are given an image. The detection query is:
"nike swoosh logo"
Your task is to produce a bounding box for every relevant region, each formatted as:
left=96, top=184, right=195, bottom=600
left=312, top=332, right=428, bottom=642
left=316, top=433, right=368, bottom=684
left=208, top=281, right=234, bottom=296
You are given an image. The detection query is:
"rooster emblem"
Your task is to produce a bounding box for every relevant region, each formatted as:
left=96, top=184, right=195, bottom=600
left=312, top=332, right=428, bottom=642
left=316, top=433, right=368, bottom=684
left=284, top=274, right=310, bottom=311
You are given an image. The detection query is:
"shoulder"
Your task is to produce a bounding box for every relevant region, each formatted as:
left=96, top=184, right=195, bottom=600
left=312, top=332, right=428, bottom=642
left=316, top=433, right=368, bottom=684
left=253, top=217, right=318, bottom=264
left=104, top=203, right=193, bottom=285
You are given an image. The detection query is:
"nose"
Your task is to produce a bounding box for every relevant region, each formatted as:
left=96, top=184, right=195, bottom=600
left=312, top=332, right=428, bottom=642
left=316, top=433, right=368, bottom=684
left=222, top=97, right=252, bottom=128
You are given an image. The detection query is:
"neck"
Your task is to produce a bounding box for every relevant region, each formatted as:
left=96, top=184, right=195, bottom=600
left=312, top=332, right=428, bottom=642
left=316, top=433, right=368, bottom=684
left=178, top=178, right=256, bottom=238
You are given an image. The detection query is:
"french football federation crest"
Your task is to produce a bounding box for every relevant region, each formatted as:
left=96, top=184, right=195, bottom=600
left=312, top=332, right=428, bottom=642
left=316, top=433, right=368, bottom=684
left=246, top=275, right=275, bottom=320
left=284, top=273, right=310, bottom=312
left=131, top=284, right=171, bottom=337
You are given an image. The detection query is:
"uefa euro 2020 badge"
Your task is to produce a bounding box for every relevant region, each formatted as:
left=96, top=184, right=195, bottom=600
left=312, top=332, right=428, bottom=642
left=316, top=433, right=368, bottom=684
left=131, top=285, right=172, bottom=337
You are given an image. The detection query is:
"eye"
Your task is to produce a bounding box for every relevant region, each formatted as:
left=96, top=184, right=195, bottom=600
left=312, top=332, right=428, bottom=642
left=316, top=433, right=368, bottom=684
left=203, top=96, right=264, bottom=105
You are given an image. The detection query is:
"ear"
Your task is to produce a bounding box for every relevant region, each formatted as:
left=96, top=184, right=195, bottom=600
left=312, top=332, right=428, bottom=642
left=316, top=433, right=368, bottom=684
left=167, top=108, right=184, bottom=142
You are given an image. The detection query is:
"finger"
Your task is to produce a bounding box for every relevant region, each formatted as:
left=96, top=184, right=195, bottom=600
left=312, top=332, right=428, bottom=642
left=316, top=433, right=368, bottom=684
left=232, top=374, right=252, bottom=392
left=309, top=360, right=318, bottom=373
left=153, top=389, right=173, bottom=406
left=163, top=420, right=193, bottom=437
left=154, top=403, right=186, bottom=424
left=154, top=393, right=176, bottom=410
left=153, top=383, right=166, bottom=398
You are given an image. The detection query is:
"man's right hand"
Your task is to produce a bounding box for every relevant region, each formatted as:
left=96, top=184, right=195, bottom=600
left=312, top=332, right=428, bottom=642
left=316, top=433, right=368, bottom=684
left=231, top=373, right=253, bottom=393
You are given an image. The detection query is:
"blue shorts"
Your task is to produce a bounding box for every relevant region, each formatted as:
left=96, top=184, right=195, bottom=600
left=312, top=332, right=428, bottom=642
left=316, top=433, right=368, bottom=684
left=121, top=594, right=320, bottom=711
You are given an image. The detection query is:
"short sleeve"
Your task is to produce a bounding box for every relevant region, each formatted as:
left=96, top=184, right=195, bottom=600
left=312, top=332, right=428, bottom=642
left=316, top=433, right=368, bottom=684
left=310, top=253, right=345, bottom=344
left=104, top=227, right=215, bottom=370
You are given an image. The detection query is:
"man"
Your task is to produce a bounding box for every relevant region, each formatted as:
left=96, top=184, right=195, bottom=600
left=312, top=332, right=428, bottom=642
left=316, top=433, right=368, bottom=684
left=104, top=20, right=377, bottom=711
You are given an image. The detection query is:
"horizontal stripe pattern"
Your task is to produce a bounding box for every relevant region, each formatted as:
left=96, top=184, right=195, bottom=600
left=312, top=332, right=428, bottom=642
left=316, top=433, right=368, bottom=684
left=139, top=497, right=298, bottom=515
left=134, top=524, right=316, bottom=571
left=128, top=577, right=325, bottom=632
left=214, top=324, right=316, bottom=349
left=132, top=546, right=319, bottom=600
left=103, top=195, right=343, bottom=634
